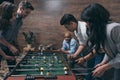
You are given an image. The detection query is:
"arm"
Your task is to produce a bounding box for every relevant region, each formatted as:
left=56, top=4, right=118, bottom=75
left=0, top=38, right=18, bottom=53
left=92, top=26, right=120, bottom=77
left=60, top=40, right=69, bottom=54
left=92, top=63, right=112, bottom=77
left=71, top=44, right=85, bottom=58
left=107, top=26, right=120, bottom=69
left=0, top=48, right=15, bottom=60
left=83, top=51, right=96, bottom=61
left=73, top=29, right=87, bottom=58
left=67, top=38, right=78, bottom=54
left=60, top=49, right=69, bottom=54
left=76, top=50, right=96, bottom=64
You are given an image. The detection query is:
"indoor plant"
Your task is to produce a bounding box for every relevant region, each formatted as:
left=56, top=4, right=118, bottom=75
left=22, top=31, right=34, bottom=49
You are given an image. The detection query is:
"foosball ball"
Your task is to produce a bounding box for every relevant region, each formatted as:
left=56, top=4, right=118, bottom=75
left=4, top=51, right=76, bottom=80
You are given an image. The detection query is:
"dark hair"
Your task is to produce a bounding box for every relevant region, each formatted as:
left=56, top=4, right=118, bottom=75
left=81, top=3, right=110, bottom=51
left=19, top=1, right=34, bottom=10
left=0, top=1, right=17, bottom=21
left=0, top=19, right=10, bottom=31
left=0, top=1, right=16, bottom=31
left=60, top=14, right=77, bottom=25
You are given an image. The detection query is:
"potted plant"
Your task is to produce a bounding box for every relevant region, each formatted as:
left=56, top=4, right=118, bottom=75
left=22, top=31, right=34, bottom=49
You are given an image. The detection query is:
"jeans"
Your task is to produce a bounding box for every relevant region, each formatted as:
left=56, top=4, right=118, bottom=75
left=85, top=57, right=95, bottom=80
left=114, top=69, right=120, bottom=80
left=94, top=53, right=105, bottom=80
left=86, top=53, right=105, bottom=80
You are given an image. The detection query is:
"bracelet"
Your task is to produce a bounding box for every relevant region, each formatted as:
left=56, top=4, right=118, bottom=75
left=82, top=57, right=87, bottom=62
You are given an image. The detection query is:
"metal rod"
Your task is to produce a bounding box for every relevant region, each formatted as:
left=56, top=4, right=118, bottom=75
left=75, top=73, right=89, bottom=75
left=15, top=68, right=67, bottom=71
left=7, top=65, right=16, bottom=67
left=72, top=68, right=94, bottom=71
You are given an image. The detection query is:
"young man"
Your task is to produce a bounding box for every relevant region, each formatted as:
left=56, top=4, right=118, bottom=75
left=60, top=14, right=88, bottom=58
left=60, top=14, right=105, bottom=80
left=60, top=14, right=96, bottom=80
left=0, top=1, right=34, bottom=71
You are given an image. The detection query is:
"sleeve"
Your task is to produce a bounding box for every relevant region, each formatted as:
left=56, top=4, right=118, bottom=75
left=107, top=26, right=120, bottom=69
left=75, top=32, right=87, bottom=45
left=78, top=36, right=86, bottom=45
left=102, top=54, right=110, bottom=62
left=68, top=39, right=78, bottom=54
left=61, top=40, right=66, bottom=50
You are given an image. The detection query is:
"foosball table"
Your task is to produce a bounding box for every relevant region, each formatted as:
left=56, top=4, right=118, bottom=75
left=5, top=51, right=76, bottom=80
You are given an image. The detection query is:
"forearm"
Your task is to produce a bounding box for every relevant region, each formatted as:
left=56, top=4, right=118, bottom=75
left=102, top=63, right=112, bottom=71
left=74, top=45, right=85, bottom=56
left=107, top=53, right=120, bottom=69
left=84, top=52, right=96, bottom=61
left=0, top=38, right=12, bottom=48
left=61, top=49, right=69, bottom=54
left=0, top=38, right=18, bottom=53
left=101, top=54, right=109, bottom=65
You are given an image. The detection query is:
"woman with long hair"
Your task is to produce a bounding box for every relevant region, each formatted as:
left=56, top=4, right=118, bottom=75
left=81, top=3, right=120, bottom=80
left=0, top=1, right=17, bottom=61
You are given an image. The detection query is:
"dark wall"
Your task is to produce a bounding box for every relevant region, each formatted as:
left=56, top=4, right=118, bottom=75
left=15, top=0, right=120, bottom=49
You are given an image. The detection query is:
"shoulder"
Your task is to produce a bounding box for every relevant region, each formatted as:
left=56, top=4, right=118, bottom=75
left=106, top=22, right=120, bottom=38
left=71, top=38, right=78, bottom=43
left=111, top=25, right=120, bottom=36
left=63, top=39, right=65, bottom=42
left=78, top=21, right=86, bottom=31
left=107, top=22, right=120, bottom=30
left=78, top=21, right=86, bottom=24
left=106, top=22, right=120, bottom=33
left=71, top=38, right=76, bottom=41
left=78, top=21, right=86, bottom=27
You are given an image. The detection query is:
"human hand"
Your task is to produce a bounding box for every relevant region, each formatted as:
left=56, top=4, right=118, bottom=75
left=92, top=65, right=107, bottom=77
left=9, top=45, right=19, bottom=55
left=94, top=63, right=104, bottom=68
left=75, top=57, right=86, bottom=65
left=71, top=54, right=77, bottom=58
left=57, top=49, right=62, bottom=52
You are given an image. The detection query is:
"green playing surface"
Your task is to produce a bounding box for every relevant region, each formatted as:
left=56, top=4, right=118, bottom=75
left=13, top=52, right=69, bottom=76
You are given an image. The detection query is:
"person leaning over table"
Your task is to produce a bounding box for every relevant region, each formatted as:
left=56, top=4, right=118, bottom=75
left=0, top=0, right=34, bottom=71
left=79, top=3, right=120, bottom=80
left=60, top=13, right=106, bottom=80
left=0, top=1, right=18, bottom=62
left=60, top=14, right=97, bottom=80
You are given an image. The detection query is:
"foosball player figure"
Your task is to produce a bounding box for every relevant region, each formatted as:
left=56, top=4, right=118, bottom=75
left=64, top=66, right=68, bottom=75
left=58, top=60, right=62, bottom=64
left=40, top=67, right=44, bottom=75
left=27, top=60, right=30, bottom=64
left=51, top=60, right=54, bottom=64
left=43, top=56, right=46, bottom=60
left=54, top=56, right=57, bottom=60
left=35, top=60, right=39, bottom=64
left=46, top=71, right=51, bottom=76
left=43, top=60, right=47, bottom=64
